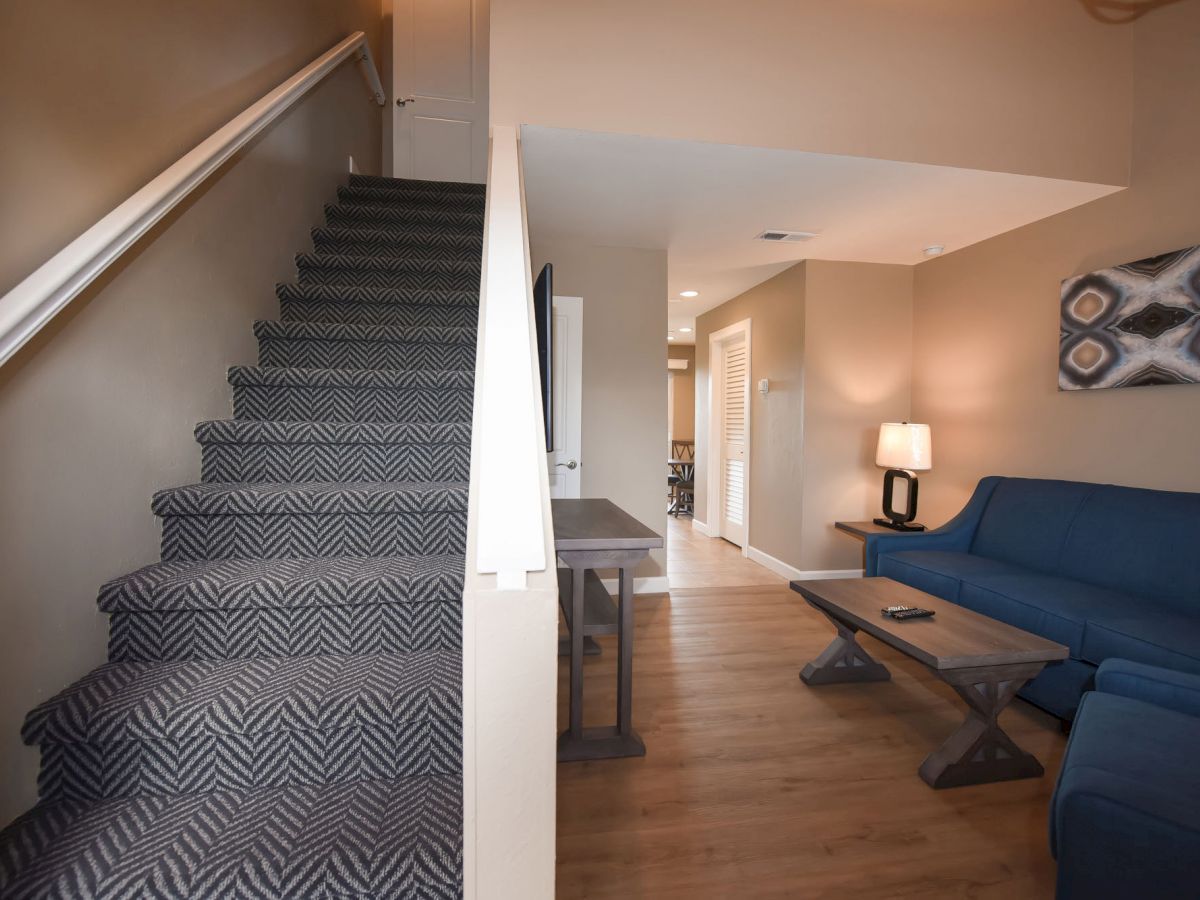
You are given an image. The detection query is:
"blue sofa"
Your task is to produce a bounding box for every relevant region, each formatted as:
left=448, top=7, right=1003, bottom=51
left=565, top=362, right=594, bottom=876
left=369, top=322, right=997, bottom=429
left=865, top=476, right=1200, bottom=719
left=1052, top=659, right=1200, bottom=899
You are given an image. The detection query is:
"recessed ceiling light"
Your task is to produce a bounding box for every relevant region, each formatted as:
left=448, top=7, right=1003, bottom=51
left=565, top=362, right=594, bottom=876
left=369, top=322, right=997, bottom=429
left=667, top=334, right=675, bottom=341
left=923, top=245, right=945, bottom=257
left=679, top=290, right=699, bottom=298
left=679, top=327, right=693, bottom=333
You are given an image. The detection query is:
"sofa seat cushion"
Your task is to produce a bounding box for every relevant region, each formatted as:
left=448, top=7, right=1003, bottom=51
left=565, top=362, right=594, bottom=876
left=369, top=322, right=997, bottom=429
left=1051, top=691, right=1200, bottom=857
left=875, top=551, right=1025, bottom=603
left=956, top=574, right=1138, bottom=657
left=1082, top=612, right=1200, bottom=675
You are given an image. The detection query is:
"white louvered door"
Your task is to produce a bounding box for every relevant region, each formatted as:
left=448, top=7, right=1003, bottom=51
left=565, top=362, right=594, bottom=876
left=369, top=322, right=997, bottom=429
left=719, top=337, right=748, bottom=546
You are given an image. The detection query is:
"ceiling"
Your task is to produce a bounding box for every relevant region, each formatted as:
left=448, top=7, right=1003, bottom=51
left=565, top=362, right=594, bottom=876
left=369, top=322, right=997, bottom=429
left=520, top=126, right=1121, bottom=344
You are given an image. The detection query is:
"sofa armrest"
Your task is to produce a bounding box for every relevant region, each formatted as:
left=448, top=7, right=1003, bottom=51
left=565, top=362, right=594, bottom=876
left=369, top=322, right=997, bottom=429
left=1096, top=659, right=1200, bottom=719
left=864, top=476, right=1002, bottom=576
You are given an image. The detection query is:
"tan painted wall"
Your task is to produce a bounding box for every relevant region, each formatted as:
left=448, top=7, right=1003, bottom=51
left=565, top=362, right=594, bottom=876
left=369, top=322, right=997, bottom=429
left=491, top=0, right=1132, bottom=184
left=695, top=264, right=806, bottom=564
left=668, top=344, right=695, bottom=443
left=530, top=240, right=668, bottom=580
left=0, top=0, right=382, bottom=825
left=911, top=0, right=1200, bottom=528
left=799, top=262, right=913, bottom=571
left=696, top=261, right=913, bottom=572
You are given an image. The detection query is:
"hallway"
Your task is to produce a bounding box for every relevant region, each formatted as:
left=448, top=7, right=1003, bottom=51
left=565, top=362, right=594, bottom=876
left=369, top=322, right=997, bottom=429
left=666, top=514, right=784, bottom=589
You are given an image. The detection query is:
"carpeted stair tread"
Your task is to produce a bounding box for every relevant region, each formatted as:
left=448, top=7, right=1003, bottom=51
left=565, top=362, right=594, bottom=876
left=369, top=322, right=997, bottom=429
left=151, top=481, right=468, bottom=517
left=311, top=226, right=482, bottom=259
left=195, top=419, right=471, bottom=446
left=324, top=202, right=483, bottom=231
left=0, top=775, right=462, bottom=898
left=350, top=171, right=485, bottom=195
left=295, top=252, right=481, bottom=275
left=99, top=554, right=466, bottom=612
left=253, top=320, right=475, bottom=346
left=295, top=253, right=480, bottom=291
left=277, top=282, right=478, bottom=308
left=336, top=185, right=485, bottom=210
left=22, top=651, right=459, bottom=745
left=228, top=365, right=473, bottom=389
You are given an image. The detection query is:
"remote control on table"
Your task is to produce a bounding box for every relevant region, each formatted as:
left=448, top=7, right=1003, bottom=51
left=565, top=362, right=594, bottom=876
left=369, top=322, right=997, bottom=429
left=881, top=605, right=914, bottom=617
left=891, top=607, right=935, bottom=620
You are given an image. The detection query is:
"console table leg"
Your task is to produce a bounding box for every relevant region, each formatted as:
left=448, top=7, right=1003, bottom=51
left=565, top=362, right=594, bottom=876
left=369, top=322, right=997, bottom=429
left=919, top=670, right=1045, bottom=788
left=800, top=605, right=891, bottom=685
left=568, top=566, right=585, bottom=738
left=616, top=565, right=634, bottom=736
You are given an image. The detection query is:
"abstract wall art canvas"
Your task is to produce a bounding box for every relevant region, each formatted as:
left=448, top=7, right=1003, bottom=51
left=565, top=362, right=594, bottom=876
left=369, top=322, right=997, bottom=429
left=1059, top=246, right=1200, bottom=390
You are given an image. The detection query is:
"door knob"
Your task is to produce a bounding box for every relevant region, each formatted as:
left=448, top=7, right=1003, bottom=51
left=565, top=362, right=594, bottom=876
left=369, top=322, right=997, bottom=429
left=395, top=96, right=417, bottom=107
left=556, top=459, right=578, bottom=470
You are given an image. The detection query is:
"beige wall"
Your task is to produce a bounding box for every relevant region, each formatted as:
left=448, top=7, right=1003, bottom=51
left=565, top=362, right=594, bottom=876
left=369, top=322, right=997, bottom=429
left=799, top=262, right=913, bottom=570
left=530, top=240, right=668, bottom=580
left=696, top=261, right=913, bottom=572
left=668, top=344, right=695, bottom=443
left=695, top=264, right=806, bottom=564
left=0, top=0, right=382, bottom=825
left=911, top=0, right=1200, bottom=528
left=492, top=0, right=1131, bottom=184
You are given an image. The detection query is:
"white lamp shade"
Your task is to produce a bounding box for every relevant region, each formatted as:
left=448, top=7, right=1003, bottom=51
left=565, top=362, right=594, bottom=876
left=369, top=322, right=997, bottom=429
left=876, top=422, right=932, bottom=471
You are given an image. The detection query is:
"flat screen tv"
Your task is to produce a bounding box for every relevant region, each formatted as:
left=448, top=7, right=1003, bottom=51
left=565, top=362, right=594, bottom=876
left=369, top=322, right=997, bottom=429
left=533, top=263, right=553, bottom=452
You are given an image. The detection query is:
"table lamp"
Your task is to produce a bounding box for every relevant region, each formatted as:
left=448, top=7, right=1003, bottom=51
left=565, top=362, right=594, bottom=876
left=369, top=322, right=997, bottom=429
left=873, top=422, right=932, bottom=532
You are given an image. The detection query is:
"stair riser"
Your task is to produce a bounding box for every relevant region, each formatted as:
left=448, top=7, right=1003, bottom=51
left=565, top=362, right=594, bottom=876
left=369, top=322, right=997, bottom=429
left=350, top=172, right=485, bottom=195
left=161, top=512, right=467, bottom=561
left=233, top=385, right=473, bottom=423
left=36, top=716, right=462, bottom=803
left=312, top=233, right=482, bottom=260
left=109, top=602, right=462, bottom=662
left=257, top=338, right=476, bottom=370
left=200, top=443, right=470, bottom=483
left=280, top=298, right=479, bottom=328
left=337, top=186, right=486, bottom=210
left=297, top=266, right=479, bottom=292
left=325, top=205, right=482, bottom=231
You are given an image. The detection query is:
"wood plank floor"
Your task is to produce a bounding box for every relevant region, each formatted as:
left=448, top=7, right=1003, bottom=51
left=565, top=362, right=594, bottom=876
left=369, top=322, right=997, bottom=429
left=555, top=518, right=1063, bottom=898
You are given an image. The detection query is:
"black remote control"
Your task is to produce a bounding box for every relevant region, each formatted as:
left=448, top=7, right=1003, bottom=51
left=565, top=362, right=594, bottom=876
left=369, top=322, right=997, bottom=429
left=891, top=607, right=935, bottom=620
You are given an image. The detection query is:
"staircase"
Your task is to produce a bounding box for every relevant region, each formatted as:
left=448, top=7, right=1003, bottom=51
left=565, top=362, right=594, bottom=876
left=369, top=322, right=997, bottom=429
left=0, top=174, right=484, bottom=899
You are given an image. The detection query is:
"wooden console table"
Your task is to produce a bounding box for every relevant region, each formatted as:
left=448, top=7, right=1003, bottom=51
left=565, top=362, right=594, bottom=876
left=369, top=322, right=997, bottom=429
left=552, top=498, right=664, bottom=762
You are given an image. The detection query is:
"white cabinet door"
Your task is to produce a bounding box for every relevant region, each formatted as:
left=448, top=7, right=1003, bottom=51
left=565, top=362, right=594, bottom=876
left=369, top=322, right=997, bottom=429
left=391, top=0, right=489, bottom=184
left=547, top=296, right=582, bottom=499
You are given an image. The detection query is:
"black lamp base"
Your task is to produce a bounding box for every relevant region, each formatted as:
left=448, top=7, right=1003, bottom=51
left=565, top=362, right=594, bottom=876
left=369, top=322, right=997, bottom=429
left=877, top=468, right=926, bottom=531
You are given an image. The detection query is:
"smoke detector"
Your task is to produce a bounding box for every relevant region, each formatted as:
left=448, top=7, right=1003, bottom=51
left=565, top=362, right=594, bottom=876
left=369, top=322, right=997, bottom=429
left=755, top=229, right=817, bottom=243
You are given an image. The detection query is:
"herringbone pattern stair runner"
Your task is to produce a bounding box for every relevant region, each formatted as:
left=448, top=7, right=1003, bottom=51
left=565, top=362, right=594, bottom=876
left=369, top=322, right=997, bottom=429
left=0, top=172, right=484, bottom=898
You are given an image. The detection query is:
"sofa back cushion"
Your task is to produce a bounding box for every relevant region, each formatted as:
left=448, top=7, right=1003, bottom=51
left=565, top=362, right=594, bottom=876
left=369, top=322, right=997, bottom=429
left=1058, top=484, right=1200, bottom=608
left=970, top=478, right=1094, bottom=574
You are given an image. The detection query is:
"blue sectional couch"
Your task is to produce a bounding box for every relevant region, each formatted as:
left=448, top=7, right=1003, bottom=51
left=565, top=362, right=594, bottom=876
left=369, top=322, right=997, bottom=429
left=1052, top=659, right=1200, bottom=899
left=865, top=476, right=1200, bottom=720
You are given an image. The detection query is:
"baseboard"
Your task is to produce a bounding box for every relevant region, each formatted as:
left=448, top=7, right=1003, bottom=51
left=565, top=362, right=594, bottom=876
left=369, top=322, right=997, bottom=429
left=746, top=546, right=863, bottom=582
left=599, top=575, right=671, bottom=595
left=691, top=518, right=710, bottom=535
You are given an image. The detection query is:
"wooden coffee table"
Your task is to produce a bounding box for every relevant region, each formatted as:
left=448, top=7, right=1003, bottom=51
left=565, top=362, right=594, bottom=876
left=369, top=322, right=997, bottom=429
left=790, top=577, right=1069, bottom=789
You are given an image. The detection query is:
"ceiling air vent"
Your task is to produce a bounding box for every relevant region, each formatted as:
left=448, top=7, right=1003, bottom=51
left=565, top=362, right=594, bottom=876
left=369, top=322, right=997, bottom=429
left=755, top=229, right=816, bottom=243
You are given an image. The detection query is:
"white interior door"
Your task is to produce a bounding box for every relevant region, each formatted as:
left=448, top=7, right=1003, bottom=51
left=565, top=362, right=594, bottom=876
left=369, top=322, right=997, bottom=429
left=719, top=336, right=749, bottom=546
left=391, top=0, right=489, bottom=184
left=548, top=296, right=583, bottom=499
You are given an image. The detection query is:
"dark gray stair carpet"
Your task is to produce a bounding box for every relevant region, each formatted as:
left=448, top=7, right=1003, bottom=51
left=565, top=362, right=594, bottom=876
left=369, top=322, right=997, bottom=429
left=102, top=554, right=464, bottom=662
left=350, top=171, right=485, bottom=196
left=229, top=365, right=474, bottom=423
left=0, top=775, right=461, bottom=898
left=25, top=652, right=461, bottom=802
left=255, top=320, right=477, bottom=370
left=324, top=202, right=483, bottom=232
left=196, top=420, right=471, bottom=482
left=0, top=173, right=479, bottom=897
left=311, top=226, right=482, bottom=259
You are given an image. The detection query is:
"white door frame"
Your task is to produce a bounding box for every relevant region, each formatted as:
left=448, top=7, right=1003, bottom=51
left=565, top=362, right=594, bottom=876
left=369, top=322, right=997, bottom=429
left=547, top=295, right=583, bottom=499
left=706, top=318, right=752, bottom=554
